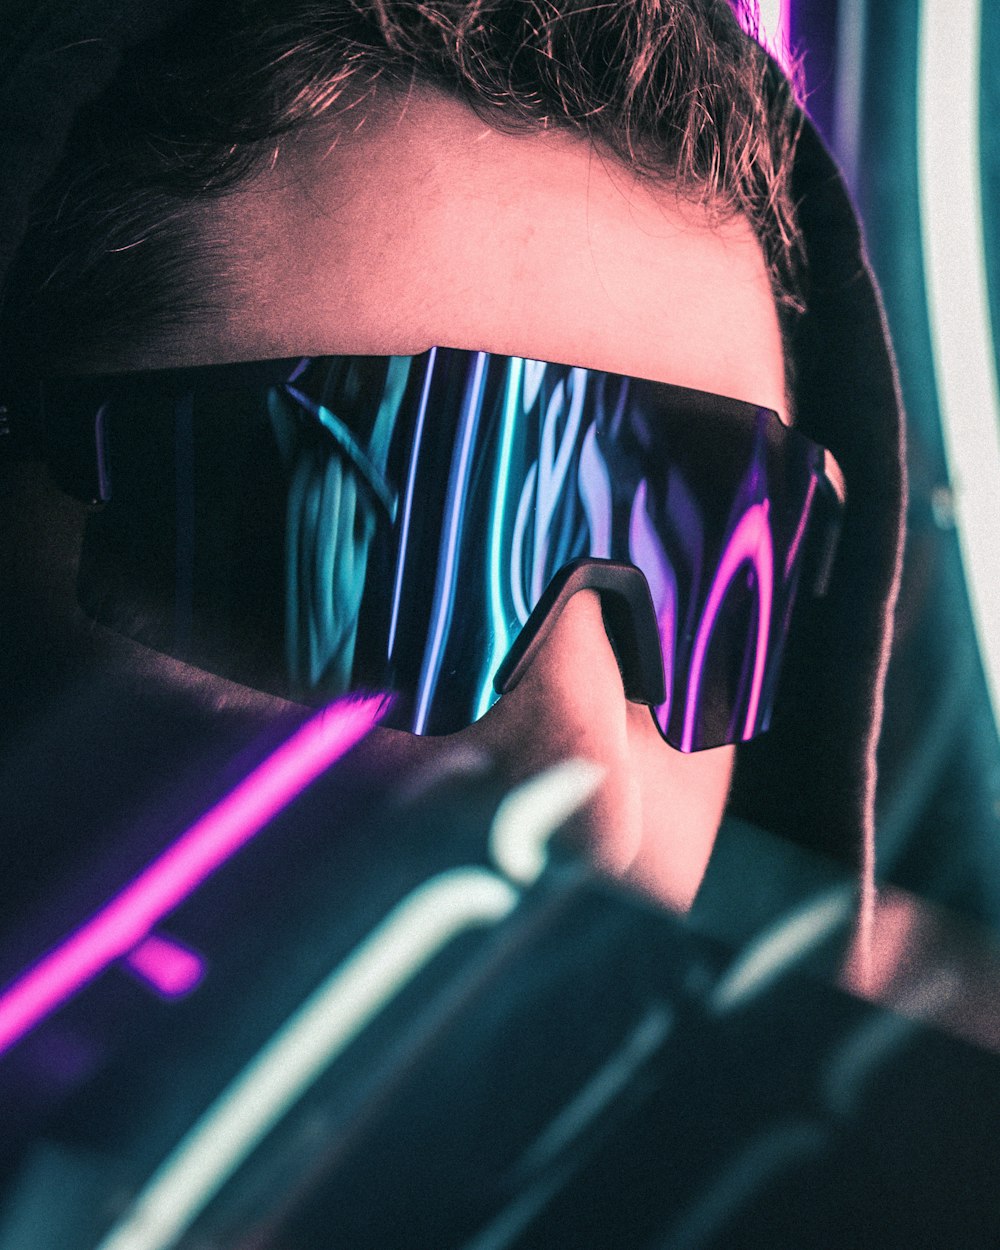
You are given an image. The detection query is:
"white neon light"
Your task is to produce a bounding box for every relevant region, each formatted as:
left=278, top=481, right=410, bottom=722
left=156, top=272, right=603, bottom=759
left=709, top=887, right=853, bottom=1015
left=97, top=759, right=601, bottom=1250
left=96, top=870, right=518, bottom=1250
left=917, top=0, right=1000, bottom=738
left=489, top=759, right=605, bottom=886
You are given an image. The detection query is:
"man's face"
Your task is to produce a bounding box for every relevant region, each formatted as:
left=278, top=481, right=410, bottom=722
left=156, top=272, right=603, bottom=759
left=168, top=86, right=789, bottom=910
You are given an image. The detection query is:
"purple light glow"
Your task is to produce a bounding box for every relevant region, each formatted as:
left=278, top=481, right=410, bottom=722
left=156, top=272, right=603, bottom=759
left=666, top=468, right=704, bottom=640
left=654, top=584, right=677, bottom=736
left=784, top=473, right=817, bottom=579
left=0, top=695, right=386, bottom=1058
left=628, top=481, right=678, bottom=732
left=125, top=934, right=206, bottom=999
left=578, top=424, right=612, bottom=558
left=682, top=504, right=774, bottom=751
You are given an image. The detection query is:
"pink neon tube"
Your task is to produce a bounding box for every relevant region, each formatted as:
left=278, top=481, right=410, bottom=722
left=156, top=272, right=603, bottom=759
left=0, top=695, right=386, bottom=1057
left=125, top=934, right=205, bottom=999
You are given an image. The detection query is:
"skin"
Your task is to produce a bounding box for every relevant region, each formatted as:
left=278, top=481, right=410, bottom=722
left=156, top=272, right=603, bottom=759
left=88, top=87, right=790, bottom=912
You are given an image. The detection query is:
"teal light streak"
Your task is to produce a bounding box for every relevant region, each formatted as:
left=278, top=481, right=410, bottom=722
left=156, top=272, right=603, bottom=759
left=917, top=0, right=1000, bottom=739
left=96, top=871, right=519, bottom=1250
left=284, top=385, right=397, bottom=521
left=709, top=887, right=853, bottom=1015
left=475, top=356, right=525, bottom=720
left=95, top=760, right=601, bottom=1250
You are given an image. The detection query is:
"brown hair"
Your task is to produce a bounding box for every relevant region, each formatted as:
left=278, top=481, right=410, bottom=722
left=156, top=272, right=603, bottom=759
left=4, top=0, right=803, bottom=371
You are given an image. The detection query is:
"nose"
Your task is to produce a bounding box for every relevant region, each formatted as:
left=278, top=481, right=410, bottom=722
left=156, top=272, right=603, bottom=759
left=493, top=560, right=667, bottom=710
left=465, top=588, right=734, bottom=910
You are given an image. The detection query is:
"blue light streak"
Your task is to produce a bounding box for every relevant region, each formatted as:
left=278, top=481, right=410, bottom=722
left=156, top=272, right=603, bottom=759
left=414, top=352, right=488, bottom=733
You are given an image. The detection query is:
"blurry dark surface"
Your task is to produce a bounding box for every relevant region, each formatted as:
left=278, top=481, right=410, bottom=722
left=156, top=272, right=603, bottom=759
left=1, top=674, right=999, bottom=1248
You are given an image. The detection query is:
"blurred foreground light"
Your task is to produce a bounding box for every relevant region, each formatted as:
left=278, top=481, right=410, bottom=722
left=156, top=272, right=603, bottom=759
left=94, top=760, right=599, bottom=1250
left=918, top=0, right=1000, bottom=741
left=97, top=870, right=517, bottom=1250
left=0, top=695, right=387, bottom=1058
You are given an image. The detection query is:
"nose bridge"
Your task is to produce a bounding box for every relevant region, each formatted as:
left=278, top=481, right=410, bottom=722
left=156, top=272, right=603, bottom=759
left=493, top=559, right=666, bottom=708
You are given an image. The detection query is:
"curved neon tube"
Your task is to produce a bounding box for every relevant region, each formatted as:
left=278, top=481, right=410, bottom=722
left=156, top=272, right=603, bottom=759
left=97, top=760, right=598, bottom=1250
left=682, top=503, right=774, bottom=752
left=97, top=870, right=518, bottom=1250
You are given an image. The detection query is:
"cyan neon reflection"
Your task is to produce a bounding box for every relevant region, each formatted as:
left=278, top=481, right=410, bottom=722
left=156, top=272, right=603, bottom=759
left=74, top=350, right=836, bottom=748
left=388, top=347, right=438, bottom=659
left=477, top=355, right=527, bottom=720
left=414, top=351, right=489, bottom=733
left=367, top=352, right=832, bottom=749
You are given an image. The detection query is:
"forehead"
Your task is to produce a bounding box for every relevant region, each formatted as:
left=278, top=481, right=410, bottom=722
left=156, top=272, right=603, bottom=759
left=192, top=87, right=787, bottom=420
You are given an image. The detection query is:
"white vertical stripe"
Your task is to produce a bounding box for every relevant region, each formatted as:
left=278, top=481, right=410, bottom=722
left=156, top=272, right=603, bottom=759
left=917, top=0, right=1000, bottom=739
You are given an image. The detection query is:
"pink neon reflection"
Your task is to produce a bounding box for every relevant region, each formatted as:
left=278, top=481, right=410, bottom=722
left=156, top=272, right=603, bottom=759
left=0, top=695, right=386, bottom=1057
left=682, top=504, right=773, bottom=751
left=125, top=934, right=205, bottom=999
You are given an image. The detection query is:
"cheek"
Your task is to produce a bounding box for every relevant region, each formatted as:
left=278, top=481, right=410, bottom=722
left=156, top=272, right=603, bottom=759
left=466, top=688, right=733, bottom=912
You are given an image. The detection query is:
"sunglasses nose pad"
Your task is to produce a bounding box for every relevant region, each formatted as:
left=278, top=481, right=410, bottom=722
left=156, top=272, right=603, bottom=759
left=493, top=558, right=667, bottom=707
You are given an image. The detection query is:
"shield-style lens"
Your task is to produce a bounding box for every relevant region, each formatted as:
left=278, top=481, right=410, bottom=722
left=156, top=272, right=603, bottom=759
left=43, top=349, right=842, bottom=750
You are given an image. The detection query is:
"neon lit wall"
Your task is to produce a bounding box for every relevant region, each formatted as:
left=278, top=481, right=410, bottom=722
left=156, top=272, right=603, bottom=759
left=790, top=0, right=1000, bottom=911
